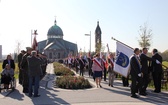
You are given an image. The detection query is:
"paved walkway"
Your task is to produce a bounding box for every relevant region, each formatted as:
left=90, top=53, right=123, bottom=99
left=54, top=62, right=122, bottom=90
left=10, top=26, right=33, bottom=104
left=0, top=63, right=167, bottom=105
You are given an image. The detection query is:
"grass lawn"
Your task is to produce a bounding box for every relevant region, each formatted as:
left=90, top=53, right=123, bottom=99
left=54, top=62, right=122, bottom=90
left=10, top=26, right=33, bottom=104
left=162, top=61, right=168, bottom=69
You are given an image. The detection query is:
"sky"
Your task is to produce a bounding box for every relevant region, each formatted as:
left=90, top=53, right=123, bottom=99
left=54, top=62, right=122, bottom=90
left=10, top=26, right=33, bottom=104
left=0, top=0, right=168, bottom=55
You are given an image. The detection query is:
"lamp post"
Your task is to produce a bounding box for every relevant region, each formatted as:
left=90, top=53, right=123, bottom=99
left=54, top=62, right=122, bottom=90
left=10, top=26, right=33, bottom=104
left=85, top=31, right=91, bottom=52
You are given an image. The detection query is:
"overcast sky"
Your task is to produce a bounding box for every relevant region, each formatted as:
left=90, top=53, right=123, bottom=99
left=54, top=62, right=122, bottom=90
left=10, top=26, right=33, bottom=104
left=0, top=0, right=168, bottom=55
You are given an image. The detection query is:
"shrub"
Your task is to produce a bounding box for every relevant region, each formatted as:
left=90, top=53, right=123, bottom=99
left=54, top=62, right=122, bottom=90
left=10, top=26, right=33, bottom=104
left=56, top=76, right=92, bottom=89
left=54, top=62, right=75, bottom=76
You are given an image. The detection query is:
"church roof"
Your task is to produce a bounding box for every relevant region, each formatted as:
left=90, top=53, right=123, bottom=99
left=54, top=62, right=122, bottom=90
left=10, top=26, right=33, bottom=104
left=64, top=40, right=78, bottom=51
left=47, top=24, right=63, bottom=36
left=95, top=21, right=102, bottom=34
left=44, top=39, right=66, bottom=50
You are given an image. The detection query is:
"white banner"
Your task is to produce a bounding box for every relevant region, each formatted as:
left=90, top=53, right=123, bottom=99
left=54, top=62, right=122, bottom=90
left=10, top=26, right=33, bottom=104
left=114, top=42, right=133, bottom=77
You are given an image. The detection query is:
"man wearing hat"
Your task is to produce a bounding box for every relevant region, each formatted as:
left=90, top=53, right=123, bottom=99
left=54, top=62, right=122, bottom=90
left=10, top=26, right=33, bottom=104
left=20, top=47, right=32, bottom=93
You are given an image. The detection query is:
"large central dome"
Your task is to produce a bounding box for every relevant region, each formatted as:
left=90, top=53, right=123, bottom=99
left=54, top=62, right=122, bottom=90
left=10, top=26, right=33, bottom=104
left=47, top=20, right=63, bottom=37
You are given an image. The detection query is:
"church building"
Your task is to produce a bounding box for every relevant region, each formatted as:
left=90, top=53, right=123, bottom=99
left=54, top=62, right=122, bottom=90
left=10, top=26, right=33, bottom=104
left=95, top=21, right=102, bottom=52
left=38, top=20, right=78, bottom=60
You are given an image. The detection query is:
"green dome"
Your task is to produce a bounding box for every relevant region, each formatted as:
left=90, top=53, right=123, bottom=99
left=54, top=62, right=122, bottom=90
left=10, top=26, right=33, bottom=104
left=47, top=24, right=63, bottom=36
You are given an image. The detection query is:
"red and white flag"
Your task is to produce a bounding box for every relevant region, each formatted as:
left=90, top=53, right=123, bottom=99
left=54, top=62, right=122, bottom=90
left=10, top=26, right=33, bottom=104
left=32, top=36, right=38, bottom=50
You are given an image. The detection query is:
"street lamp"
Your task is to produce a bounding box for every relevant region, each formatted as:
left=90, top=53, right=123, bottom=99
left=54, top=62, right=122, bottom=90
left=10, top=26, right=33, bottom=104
left=85, top=31, right=91, bottom=52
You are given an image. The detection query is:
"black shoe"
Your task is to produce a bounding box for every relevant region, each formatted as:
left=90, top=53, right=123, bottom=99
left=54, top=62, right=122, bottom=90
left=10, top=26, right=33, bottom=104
left=108, top=84, right=110, bottom=86
left=34, top=95, right=40, bottom=97
left=28, top=94, right=32, bottom=97
left=139, top=92, right=146, bottom=96
left=131, top=94, right=139, bottom=98
left=153, top=90, right=160, bottom=93
left=144, top=92, right=148, bottom=95
left=111, top=85, right=114, bottom=87
left=99, top=85, right=102, bottom=88
left=23, top=90, right=29, bottom=93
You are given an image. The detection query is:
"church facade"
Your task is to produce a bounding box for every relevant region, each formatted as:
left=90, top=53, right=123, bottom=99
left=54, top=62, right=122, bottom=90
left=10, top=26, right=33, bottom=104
left=38, top=20, right=78, bottom=60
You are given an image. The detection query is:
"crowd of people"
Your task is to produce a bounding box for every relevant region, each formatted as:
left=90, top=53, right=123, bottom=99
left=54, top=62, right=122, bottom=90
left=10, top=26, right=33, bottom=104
left=130, top=48, right=162, bottom=98
left=1, top=47, right=48, bottom=97
left=19, top=47, right=48, bottom=97
left=64, top=52, right=116, bottom=88
left=64, top=47, right=163, bottom=98
left=0, top=46, right=163, bottom=99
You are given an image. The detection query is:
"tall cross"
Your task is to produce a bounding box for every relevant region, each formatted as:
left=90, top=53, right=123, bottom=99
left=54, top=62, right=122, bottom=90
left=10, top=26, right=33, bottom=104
left=34, top=30, right=38, bottom=35
left=54, top=16, right=57, bottom=25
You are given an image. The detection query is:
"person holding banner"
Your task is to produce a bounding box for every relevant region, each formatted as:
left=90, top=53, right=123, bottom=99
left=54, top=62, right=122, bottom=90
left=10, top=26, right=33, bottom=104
left=130, top=48, right=143, bottom=98
left=107, top=53, right=115, bottom=87
left=92, top=53, right=104, bottom=88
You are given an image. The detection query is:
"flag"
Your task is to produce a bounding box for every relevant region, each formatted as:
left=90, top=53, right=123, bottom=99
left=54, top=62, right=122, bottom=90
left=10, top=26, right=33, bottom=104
left=105, top=43, right=110, bottom=69
left=114, top=42, right=133, bottom=77
left=32, top=36, right=38, bottom=50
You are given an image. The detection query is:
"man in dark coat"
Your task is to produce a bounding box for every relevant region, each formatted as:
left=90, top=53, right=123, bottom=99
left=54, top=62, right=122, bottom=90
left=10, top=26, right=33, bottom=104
left=130, top=48, right=143, bottom=98
left=39, top=53, right=47, bottom=77
left=18, top=50, right=26, bottom=85
left=2, top=55, right=15, bottom=70
left=151, top=49, right=162, bottom=93
left=27, top=50, right=42, bottom=97
left=74, top=56, right=80, bottom=73
left=20, top=47, right=32, bottom=93
left=87, top=56, right=92, bottom=77
left=140, top=48, right=153, bottom=95
left=79, top=56, right=86, bottom=76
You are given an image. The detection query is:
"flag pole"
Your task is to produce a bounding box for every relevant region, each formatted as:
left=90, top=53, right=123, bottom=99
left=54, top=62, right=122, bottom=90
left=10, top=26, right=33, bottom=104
left=31, top=30, right=33, bottom=47
left=111, top=37, right=134, bottom=50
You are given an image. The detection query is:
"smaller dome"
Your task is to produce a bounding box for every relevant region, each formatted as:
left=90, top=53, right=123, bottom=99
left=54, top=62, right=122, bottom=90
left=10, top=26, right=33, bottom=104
left=47, top=24, right=63, bottom=36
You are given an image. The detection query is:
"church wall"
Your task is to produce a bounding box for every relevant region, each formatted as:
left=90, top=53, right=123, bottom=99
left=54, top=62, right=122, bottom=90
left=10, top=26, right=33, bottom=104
left=44, top=49, right=66, bottom=60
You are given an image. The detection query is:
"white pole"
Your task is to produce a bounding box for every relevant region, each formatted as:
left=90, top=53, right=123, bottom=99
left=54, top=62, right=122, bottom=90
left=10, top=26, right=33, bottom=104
left=31, top=30, right=33, bottom=47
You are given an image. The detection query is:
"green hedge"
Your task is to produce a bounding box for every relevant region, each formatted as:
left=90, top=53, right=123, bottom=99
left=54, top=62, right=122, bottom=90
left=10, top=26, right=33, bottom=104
left=56, top=76, right=91, bottom=89
left=54, top=62, right=75, bottom=76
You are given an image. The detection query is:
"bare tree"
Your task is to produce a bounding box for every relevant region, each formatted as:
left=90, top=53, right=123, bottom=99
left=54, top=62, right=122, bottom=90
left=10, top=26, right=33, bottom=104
left=138, top=23, right=152, bottom=49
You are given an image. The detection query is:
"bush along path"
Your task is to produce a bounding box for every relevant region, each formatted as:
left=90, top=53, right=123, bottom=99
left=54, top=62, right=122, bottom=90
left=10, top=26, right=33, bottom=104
left=54, top=62, right=92, bottom=89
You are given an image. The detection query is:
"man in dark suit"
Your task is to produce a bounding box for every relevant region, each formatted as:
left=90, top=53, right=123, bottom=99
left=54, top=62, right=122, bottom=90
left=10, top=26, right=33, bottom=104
left=18, top=50, right=26, bottom=85
left=74, top=56, right=80, bottom=73
left=2, top=55, right=15, bottom=70
left=27, top=50, right=43, bottom=97
left=151, top=49, right=162, bottom=93
left=130, top=48, right=143, bottom=98
left=20, top=47, right=32, bottom=93
left=101, top=54, right=107, bottom=81
left=140, top=48, right=153, bottom=95
left=79, top=56, right=86, bottom=76
left=87, top=56, right=92, bottom=77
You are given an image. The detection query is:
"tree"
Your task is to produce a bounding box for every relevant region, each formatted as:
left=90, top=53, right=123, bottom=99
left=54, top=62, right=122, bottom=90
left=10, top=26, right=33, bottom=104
left=14, top=40, right=22, bottom=62
left=138, top=23, right=152, bottom=49
left=15, top=40, right=22, bottom=54
left=96, top=43, right=105, bottom=53
left=161, top=50, right=168, bottom=61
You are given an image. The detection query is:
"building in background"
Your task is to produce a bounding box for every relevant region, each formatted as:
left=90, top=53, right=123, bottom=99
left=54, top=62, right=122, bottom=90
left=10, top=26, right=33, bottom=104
left=38, top=19, right=78, bottom=60
left=95, top=21, right=102, bottom=52
left=0, top=45, right=2, bottom=61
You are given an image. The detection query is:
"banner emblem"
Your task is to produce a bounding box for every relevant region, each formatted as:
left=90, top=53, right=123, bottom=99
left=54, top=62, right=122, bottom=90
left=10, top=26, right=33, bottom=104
left=116, top=51, right=129, bottom=68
